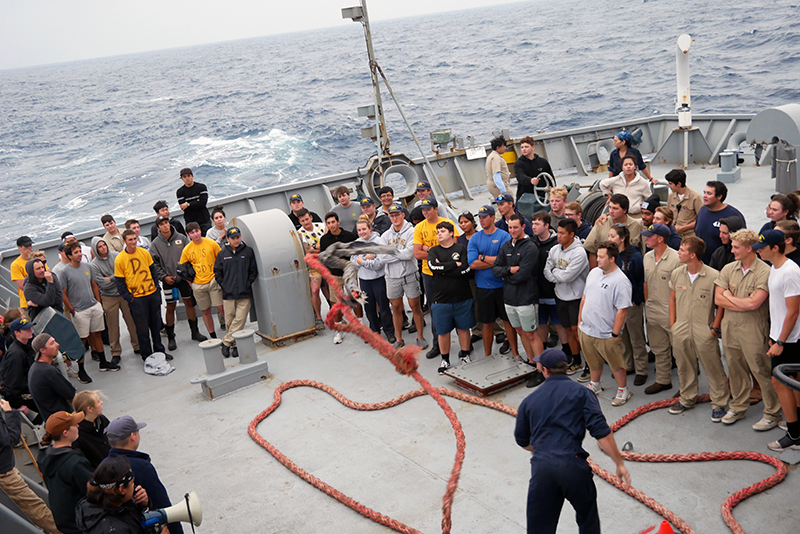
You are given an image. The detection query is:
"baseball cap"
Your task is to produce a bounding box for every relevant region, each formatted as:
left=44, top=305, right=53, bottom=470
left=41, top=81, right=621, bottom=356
left=478, top=205, right=496, bottom=217
left=105, top=415, right=147, bottom=441
left=533, top=348, right=569, bottom=369
left=493, top=193, right=514, bottom=204
left=179, top=168, right=193, bottom=177
left=16, top=236, right=33, bottom=247
left=387, top=204, right=404, bottom=214
left=416, top=181, right=431, bottom=191
left=641, top=194, right=661, bottom=212
left=32, top=333, right=52, bottom=354
left=752, top=229, right=786, bottom=249
left=226, top=227, right=241, bottom=238
left=289, top=193, right=303, bottom=202
left=46, top=411, right=85, bottom=437
left=641, top=223, right=670, bottom=238
left=9, top=318, right=33, bottom=333
left=420, top=198, right=438, bottom=209
left=360, top=197, right=375, bottom=206
left=155, top=215, right=170, bottom=226
left=57, top=243, right=66, bottom=252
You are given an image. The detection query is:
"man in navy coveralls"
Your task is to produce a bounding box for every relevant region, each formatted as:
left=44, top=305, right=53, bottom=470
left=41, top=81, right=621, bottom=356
left=514, top=348, right=630, bottom=533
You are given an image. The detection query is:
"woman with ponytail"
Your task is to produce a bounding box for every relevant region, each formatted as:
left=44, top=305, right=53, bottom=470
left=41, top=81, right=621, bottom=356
left=759, top=192, right=800, bottom=234
left=75, top=456, right=158, bottom=534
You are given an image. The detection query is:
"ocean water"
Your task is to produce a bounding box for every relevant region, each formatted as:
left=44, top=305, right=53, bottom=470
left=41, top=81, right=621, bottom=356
left=1, top=0, right=799, bottom=250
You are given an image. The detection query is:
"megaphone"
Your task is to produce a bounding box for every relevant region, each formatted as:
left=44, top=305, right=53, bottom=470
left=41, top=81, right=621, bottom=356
left=142, top=491, right=202, bottom=529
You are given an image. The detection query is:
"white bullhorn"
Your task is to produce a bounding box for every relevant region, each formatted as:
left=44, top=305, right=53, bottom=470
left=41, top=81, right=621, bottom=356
left=141, top=491, right=202, bottom=529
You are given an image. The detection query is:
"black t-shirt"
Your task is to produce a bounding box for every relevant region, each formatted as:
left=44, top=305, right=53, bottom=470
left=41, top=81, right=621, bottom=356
left=176, top=182, right=211, bottom=225
left=288, top=210, right=322, bottom=229
left=319, top=229, right=357, bottom=276
left=786, top=247, right=800, bottom=266
left=428, top=242, right=472, bottom=303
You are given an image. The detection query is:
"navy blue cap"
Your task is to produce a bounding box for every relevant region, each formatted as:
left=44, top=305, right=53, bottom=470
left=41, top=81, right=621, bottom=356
left=9, top=318, right=33, bottom=333
left=641, top=194, right=661, bottom=212
left=226, top=227, right=241, bottom=238
left=752, top=229, right=786, bottom=249
left=478, top=205, right=496, bottom=217
left=360, top=197, right=375, bottom=206
left=641, top=223, right=670, bottom=238
left=387, top=204, right=404, bottom=214
left=289, top=193, right=303, bottom=202
left=533, top=348, right=569, bottom=369
left=493, top=193, right=514, bottom=204
left=416, top=181, right=431, bottom=191
left=420, top=198, right=438, bottom=209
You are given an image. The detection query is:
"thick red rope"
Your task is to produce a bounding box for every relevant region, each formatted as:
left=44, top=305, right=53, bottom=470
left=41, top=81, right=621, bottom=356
left=247, top=254, right=787, bottom=534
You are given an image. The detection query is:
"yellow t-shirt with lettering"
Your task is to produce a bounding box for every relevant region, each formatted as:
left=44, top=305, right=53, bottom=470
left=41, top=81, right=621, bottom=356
left=10, top=256, right=29, bottom=307
left=413, top=217, right=460, bottom=276
left=179, top=238, right=221, bottom=285
left=114, top=247, right=158, bottom=298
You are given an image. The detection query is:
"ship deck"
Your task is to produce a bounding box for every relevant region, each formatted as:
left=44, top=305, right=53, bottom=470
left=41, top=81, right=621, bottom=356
left=13, top=161, right=800, bottom=534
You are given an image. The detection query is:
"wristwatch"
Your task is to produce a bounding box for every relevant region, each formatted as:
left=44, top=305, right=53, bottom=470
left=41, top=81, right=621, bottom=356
left=711, top=327, right=721, bottom=335
left=611, top=332, right=619, bottom=338
left=776, top=340, right=785, bottom=347
left=479, top=254, right=485, bottom=262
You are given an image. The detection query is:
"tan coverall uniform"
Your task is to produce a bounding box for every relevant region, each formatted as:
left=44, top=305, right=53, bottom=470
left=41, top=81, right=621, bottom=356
left=670, top=264, right=730, bottom=409
left=667, top=186, right=703, bottom=238
left=715, top=258, right=781, bottom=419
left=644, top=246, right=681, bottom=386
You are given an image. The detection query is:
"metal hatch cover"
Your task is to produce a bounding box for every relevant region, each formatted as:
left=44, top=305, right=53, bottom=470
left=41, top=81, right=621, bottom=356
left=442, top=355, right=536, bottom=397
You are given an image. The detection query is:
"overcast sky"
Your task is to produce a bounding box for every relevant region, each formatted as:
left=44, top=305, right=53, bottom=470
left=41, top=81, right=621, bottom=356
left=1, top=0, right=518, bottom=70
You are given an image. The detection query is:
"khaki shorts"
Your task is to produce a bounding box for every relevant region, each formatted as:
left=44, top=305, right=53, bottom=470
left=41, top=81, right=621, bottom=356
left=192, top=279, right=223, bottom=310
left=328, top=276, right=344, bottom=303
left=72, top=301, right=105, bottom=338
left=578, top=329, right=626, bottom=372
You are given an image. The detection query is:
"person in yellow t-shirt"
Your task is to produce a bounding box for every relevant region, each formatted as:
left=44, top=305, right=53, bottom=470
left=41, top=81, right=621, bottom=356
left=10, top=236, right=35, bottom=308
left=413, top=198, right=459, bottom=359
left=114, top=230, right=168, bottom=360
left=180, top=222, right=225, bottom=339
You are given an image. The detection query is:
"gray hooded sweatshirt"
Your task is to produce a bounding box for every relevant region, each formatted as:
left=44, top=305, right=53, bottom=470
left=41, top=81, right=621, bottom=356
left=90, top=237, right=120, bottom=297
left=544, top=235, right=590, bottom=301
left=380, top=220, right=418, bottom=279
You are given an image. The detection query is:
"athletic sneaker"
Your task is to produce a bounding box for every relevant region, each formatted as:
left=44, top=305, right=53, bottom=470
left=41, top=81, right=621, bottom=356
left=611, top=389, right=633, bottom=406
left=526, top=371, right=545, bottom=388
left=499, top=339, right=511, bottom=355
left=99, top=361, right=120, bottom=372
left=78, top=369, right=93, bottom=384
left=438, top=357, right=451, bottom=374
left=315, top=318, right=325, bottom=331
left=333, top=331, right=344, bottom=344
left=415, top=337, right=429, bottom=349
left=669, top=402, right=693, bottom=415
left=393, top=341, right=405, bottom=349
left=752, top=417, right=781, bottom=432
left=586, top=382, right=603, bottom=395
left=566, top=362, right=582, bottom=375
left=577, top=365, right=591, bottom=383
left=459, top=351, right=472, bottom=366
left=711, top=408, right=726, bottom=423
left=767, top=432, right=800, bottom=452
left=779, top=420, right=788, bottom=431
left=721, top=410, right=746, bottom=425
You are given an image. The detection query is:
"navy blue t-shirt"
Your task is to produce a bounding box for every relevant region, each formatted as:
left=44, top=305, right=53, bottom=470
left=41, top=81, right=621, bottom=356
left=695, top=205, right=746, bottom=263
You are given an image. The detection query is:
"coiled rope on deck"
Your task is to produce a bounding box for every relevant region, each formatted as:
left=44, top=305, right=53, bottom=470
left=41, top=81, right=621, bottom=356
left=247, top=253, right=787, bottom=534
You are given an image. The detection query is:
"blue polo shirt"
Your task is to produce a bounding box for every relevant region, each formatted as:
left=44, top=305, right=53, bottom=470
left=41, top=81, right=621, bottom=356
left=467, top=228, right=511, bottom=289
left=514, top=375, right=611, bottom=461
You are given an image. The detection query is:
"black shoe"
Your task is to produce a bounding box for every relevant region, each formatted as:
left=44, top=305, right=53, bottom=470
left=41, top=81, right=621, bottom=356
left=164, top=352, right=174, bottom=361
left=644, top=382, right=672, bottom=395
left=526, top=371, right=545, bottom=388
left=426, top=345, right=441, bottom=359
left=499, top=340, right=511, bottom=355
left=221, top=344, right=231, bottom=358
left=387, top=334, right=397, bottom=344
left=495, top=333, right=505, bottom=344
left=133, top=348, right=141, bottom=355
left=626, top=368, right=635, bottom=375
left=78, top=369, right=93, bottom=384
left=547, top=333, right=558, bottom=348
left=470, top=333, right=482, bottom=343
left=232, top=346, right=239, bottom=359
left=219, top=320, right=226, bottom=331
left=633, top=374, right=647, bottom=386
left=192, top=331, right=208, bottom=342
left=168, top=338, right=177, bottom=351
left=402, top=317, right=409, bottom=330
left=99, top=360, right=120, bottom=372
left=91, top=350, right=101, bottom=362
left=111, top=356, right=121, bottom=367
left=408, top=322, right=417, bottom=334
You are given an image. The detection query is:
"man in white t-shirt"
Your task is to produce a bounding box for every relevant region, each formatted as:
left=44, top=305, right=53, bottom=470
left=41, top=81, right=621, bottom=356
left=753, top=229, right=800, bottom=451
left=297, top=208, right=327, bottom=329
left=578, top=241, right=633, bottom=406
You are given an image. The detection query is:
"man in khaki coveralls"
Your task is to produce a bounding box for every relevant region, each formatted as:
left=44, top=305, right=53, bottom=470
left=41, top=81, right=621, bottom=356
left=668, top=237, right=730, bottom=420
left=485, top=137, right=511, bottom=199
left=665, top=169, right=704, bottom=238
left=584, top=194, right=643, bottom=269
left=642, top=224, right=681, bottom=394
left=714, top=229, right=782, bottom=428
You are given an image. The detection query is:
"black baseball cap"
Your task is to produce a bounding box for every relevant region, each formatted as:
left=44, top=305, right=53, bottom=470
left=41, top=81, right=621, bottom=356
left=16, top=236, right=33, bottom=247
